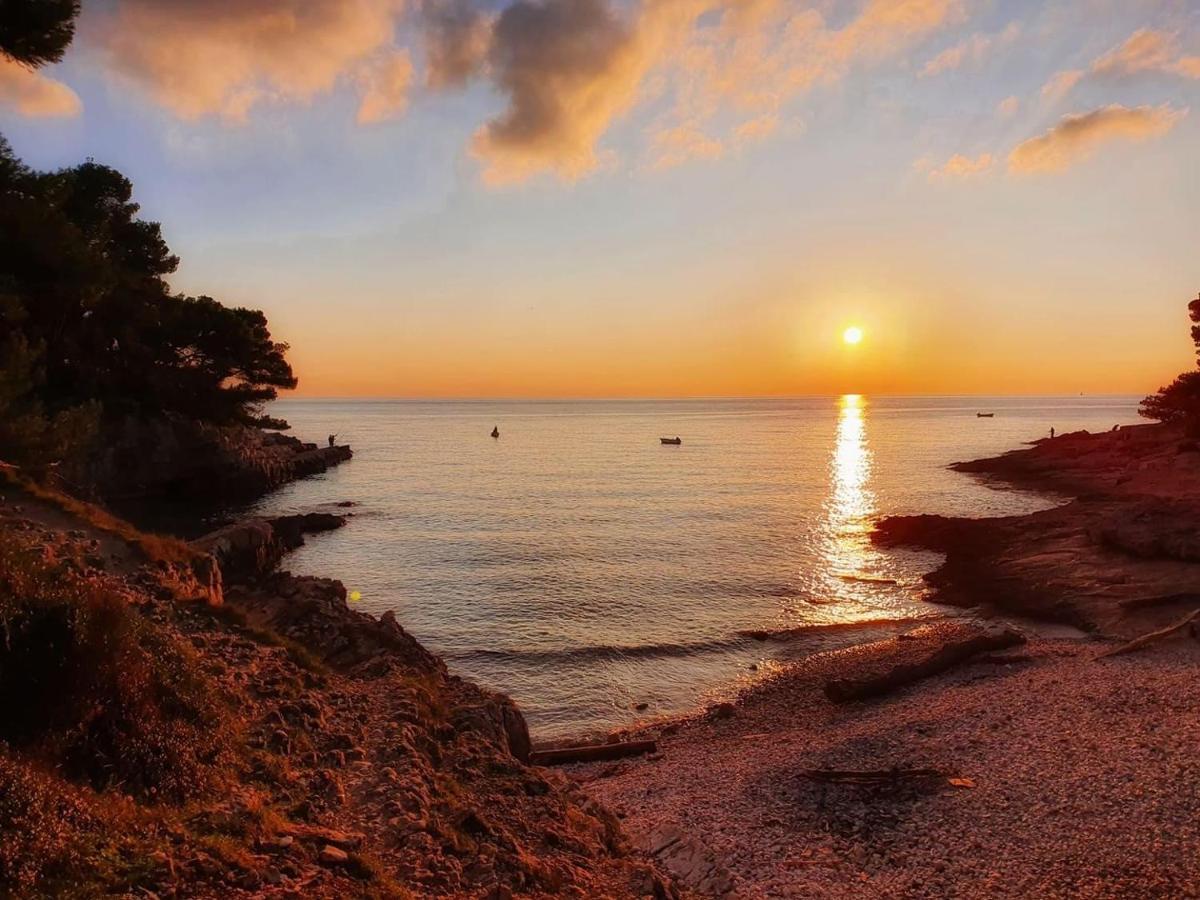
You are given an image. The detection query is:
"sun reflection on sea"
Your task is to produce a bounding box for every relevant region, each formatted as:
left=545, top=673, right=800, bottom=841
left=816, top=394, right=895, bottom=616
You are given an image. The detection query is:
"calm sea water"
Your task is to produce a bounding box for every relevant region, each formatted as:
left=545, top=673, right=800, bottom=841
left=247, top=396, right=1138, bottom=740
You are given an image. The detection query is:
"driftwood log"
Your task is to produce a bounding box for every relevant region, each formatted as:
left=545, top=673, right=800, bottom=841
left=529, top=739, right=658, bottom=766
left=1095, top=609, right=1200, bottom=659
left=824, top=625, right=1026, bottom=702
left=1117, top=592, right=1200, bottom=612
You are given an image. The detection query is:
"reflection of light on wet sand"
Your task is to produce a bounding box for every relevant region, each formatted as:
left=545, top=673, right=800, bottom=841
left=818, top=394, right=890, bottom=613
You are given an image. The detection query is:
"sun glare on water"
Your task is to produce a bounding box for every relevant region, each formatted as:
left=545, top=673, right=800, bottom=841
left=843, top=326, right=864, bottom=345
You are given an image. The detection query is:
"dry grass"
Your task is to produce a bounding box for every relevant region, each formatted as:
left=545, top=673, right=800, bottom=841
left=0, top=467, right=197, bottom=565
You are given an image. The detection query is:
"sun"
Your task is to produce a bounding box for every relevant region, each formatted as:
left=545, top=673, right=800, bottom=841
left=843, top=326, right=864, bottom=346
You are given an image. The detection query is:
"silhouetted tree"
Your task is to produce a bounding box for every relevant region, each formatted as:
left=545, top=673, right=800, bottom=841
left=0, top=0, right=79, bottom=67
left=1140, top=293, right=1200, bottom=433
left=0, top=137, right=297, bottom=468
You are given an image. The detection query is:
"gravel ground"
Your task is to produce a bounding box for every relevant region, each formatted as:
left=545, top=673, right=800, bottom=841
left=578, top=634, right=1200, bottom=898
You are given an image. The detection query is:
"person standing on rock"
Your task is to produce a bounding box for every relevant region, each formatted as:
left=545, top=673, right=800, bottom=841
left=328, top=433, right=337, bottom=447
left=1050, top=427, right=1055, bottom=440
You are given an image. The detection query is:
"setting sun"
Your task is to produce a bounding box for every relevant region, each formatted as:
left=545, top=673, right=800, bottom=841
left=843, top=326, right=864, bottom=346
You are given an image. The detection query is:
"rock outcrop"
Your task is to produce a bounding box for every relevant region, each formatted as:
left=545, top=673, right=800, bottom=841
left=72, top=414, right=352, bottom=505
left=192, top=513, right=346, bottom=584
left=875, top=422, right=1200, bottom=638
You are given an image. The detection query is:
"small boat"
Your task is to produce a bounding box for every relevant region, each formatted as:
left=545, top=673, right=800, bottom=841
left=660, top=436, right=682, bottom=445
left=976, top=413, right=994, bottom=418
left=490, top=426, right=500, bottom=438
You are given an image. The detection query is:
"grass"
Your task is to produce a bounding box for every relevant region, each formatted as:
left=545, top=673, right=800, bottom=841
left=0, top=467, right=197, bottom=565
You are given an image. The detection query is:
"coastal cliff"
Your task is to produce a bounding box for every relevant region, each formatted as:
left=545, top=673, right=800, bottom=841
left=0, top=478, right=676, bottom=898
left=69, top=415, right=352, bottom=507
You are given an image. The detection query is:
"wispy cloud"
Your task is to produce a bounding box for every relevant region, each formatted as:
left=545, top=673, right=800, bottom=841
left=1092, top=28, right=1200, bottom=80
left=1039, top=28, right=1199, bottom=107
left=920, top=21, right=1020, bottom=78
left=996, top=95, right=1019, bottom=117
left=1039, top=68, right=1083, bottom=103
left=925, top=152, right=993, bottom=180
left=1008, top=103, right=1185, bottom=174
left=0, top=58, right=81, bottom=117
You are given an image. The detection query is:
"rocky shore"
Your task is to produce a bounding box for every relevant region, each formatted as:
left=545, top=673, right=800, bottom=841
left=575, top=422, right=1200, bottom=897
left=72, top=415, right=354, bottom=509
left=0, top=471, right=676, bottom=897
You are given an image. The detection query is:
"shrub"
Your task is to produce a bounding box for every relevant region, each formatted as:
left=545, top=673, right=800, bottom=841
left=0, top=544, right=232, bottom=802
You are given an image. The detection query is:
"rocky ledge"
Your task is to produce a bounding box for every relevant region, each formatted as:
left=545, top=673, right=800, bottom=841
left=874, top=422, right=1200, bottom=637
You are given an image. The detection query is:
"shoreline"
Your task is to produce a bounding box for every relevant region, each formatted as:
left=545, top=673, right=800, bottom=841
left=571, top=422, right=1200, bottom=896
left=6, top=419, right=1199, bottom=896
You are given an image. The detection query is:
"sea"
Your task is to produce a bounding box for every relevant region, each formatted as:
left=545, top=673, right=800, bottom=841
left=244, top=395, right=1139, bottom=741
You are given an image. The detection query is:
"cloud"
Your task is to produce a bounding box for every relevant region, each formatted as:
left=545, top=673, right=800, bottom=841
left=356, top=50, right=414, bottom=123
left=920, top=21, right=1019, bottom=77
left=1008, top=103, right=1185, bottom=174
left=926, top=152, right=992, bottom=180
left=0, top=58, right=81, bottom=117
left=634, top=0, right=964, bottom=177
left=649, top=123, right=723, bottom=169
left=82, top=0, right=967, bottom=182
left=1039, top=68, right=1083, bottom=102
left=1091, top=28, right=1200, bottom=80
left=91, top=0, right=405, bottom=121
left=470, top=0, right=709, bottom=185
left=997, top=95, right=1019, bottom=117
left=419, top=0, right=491, bottom=89
left=733, top=113, right=778, bottom=143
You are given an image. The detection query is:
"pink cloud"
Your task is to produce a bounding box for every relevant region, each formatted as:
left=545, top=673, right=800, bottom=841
left=1009, top=104, right=1186, bottom=174
left=0, top=58, right=81, bottom=117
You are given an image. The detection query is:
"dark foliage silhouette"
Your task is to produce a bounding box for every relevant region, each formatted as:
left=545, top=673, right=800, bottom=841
left=0, top=138, right=297, bottom=465
left=0, top=0, right=79, bottom=67
left=1140, top=293, right=1200, bottom=433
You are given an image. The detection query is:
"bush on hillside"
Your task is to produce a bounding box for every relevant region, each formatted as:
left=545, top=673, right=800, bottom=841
left=0, top=544, right=233, bottom=802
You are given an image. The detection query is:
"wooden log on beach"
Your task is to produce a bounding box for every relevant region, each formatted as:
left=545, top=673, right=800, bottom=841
left=529, top=739, right=658, bottom=766
left=824, top=624, right=1027, bottom=703
left=1095, top=609, right=1200, bottom=659
left=1117, top=592, right=1200, bottom=612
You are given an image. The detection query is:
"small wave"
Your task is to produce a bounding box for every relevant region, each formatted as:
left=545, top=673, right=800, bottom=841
left=447, top=634, right=746, bottom=665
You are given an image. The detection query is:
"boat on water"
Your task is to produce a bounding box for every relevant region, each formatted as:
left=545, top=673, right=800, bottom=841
left=660, top=436, right=682, bottom=445
left=976, top=413, right=995, bottom=418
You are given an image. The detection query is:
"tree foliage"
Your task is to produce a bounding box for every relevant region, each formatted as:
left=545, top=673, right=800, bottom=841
left=1139, top=293, right=1200, bottom=432
left=0, top=136, right=296, bottom=466
left=0, top=0, right=79, bottom=67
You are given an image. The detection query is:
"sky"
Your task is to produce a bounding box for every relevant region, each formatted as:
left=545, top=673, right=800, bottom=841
left=1, top=0, right=1198, bottom=397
